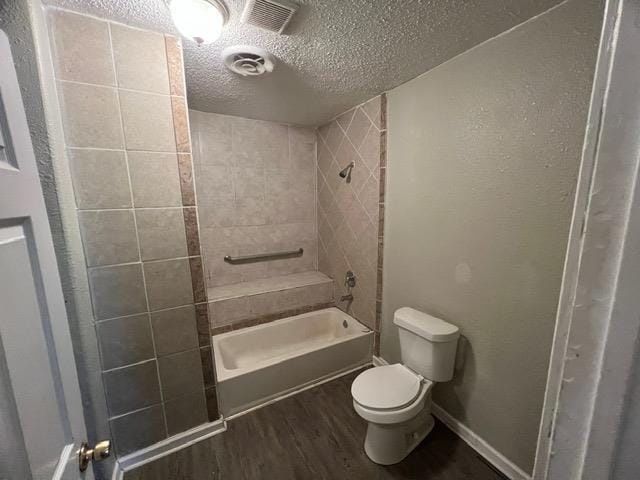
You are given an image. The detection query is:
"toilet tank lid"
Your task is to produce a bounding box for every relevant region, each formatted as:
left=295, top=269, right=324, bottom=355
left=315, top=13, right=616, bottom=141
left=394, top=307, right=459, bottom=342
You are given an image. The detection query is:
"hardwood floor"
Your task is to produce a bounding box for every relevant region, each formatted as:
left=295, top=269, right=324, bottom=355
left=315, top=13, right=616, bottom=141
left=125, top=370, right=507, bottom=480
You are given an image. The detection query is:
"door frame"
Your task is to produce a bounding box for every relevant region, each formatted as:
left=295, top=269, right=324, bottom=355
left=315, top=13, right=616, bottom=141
left=533, top=0, right=640, bottom=478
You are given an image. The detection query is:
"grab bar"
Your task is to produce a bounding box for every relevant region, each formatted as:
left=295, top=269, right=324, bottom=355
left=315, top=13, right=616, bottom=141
left=224, top=248, right=304, bottom=265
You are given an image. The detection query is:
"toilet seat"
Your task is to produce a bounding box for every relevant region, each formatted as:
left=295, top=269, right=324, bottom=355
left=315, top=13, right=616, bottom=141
left=351, top=364, right=423, bottom=410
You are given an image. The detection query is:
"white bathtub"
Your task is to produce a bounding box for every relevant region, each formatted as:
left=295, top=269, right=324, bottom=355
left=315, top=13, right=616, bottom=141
left=212, top=307, right=373, bottom=416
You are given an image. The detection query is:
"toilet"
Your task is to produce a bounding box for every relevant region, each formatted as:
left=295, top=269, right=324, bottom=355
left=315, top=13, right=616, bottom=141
left=351, top=307, right=460, bottom=465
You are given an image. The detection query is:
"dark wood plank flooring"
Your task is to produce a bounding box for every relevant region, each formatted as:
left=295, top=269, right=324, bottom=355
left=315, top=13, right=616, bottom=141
left=125, top=370, right=507, bottom=480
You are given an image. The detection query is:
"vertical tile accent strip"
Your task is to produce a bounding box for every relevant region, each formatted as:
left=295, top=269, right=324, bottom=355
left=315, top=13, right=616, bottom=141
left=164, top=35, right=185, bottom=97
left=171, top=96, right=191, bottom=153
left=165, top=33, right=218, bottom=420
left=189, top=256, right=207, bottom=305
left=195, top=303, right=210, bottom=347
left=374, top=93, right=388, bottom=356
left=177, top=153, right=196, bottom=206
left=183, top=207, right=201, bottom=257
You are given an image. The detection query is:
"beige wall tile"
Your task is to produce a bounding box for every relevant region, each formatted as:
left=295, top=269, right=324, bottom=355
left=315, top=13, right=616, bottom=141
left=96, top=314, right=155, bottom=370
left=78, top=210, right=139, bottom=267
left=208, top=297, right=251, bottom=326
left=346, top=108, right=372, bottom=149
left=144, top=259, right=194, bottom=311
left=119, top=90, right=175, bottom=152
left=111, top=23, right=169, bottom=94
left=136, top=208, right=188, bottom=261
left=59, top=82, right=123, bottom=148
left=164, top=391, right=207, bottom=436
left=157, top=349, right=204, bottom=400
left=190, top=110, right=232, bottom=166
left=88, top=263, right=147, bottom=320
left=128, top=152, right=182, bottom=207
left=49, top=10, right=114, bottom=85
left=150, top=305, right=198, bottom=357
left=69, top=149, right=131, bottom=209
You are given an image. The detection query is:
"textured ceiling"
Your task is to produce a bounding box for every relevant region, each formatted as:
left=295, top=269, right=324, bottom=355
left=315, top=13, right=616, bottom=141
left=45, top=0, right=564, bottom=125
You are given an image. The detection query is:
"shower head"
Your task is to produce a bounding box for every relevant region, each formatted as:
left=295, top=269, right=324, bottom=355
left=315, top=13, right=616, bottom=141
left=339, top=162, right=354, bottom=182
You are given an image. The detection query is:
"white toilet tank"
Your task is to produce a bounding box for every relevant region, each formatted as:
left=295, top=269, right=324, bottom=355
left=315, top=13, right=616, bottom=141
left=394, top=307, right=460, bottom=382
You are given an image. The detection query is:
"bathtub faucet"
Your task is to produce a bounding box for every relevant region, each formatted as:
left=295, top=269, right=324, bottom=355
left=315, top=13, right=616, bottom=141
left=340, top=293, right=354, bottom=302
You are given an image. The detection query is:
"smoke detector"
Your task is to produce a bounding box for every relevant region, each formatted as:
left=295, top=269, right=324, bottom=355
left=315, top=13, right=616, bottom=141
left=222, top=46, right=275, bottom=77
left=241, top=0, right=298, bottom=34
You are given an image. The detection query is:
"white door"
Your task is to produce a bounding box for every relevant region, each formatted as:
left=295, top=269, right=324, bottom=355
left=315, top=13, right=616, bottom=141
left=0, top=30, right=93, bottom=479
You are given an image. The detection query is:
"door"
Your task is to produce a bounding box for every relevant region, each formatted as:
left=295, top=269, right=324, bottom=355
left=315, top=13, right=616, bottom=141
left=0, top=29, right=91, bottom=479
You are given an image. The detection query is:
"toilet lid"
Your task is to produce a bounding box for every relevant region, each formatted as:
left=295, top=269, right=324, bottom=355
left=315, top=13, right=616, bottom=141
left=351, top=364, right=422, bottom=410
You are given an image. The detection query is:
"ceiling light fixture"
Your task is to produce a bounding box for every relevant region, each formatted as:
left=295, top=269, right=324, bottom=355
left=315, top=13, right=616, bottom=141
left=169, top=0, right=229, bottom=46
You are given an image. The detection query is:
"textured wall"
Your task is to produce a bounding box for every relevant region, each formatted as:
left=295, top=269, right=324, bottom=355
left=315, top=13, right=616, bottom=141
left=317, top=95, right=386, bottom=351
left=381, top=0, right=603, bottom=473
left=47, top=8, right=218, bottom=456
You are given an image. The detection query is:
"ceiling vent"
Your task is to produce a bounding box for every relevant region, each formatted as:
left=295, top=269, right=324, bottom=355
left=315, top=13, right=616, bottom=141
left=241, top=0, right=298, bottom=34
left=222, top=46, right=275, bottom=77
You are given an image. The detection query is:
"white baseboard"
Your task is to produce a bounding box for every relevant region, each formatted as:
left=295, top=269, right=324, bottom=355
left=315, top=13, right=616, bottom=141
left=111, top=419, right=226, bottom=480
left=371, top=355, right=530, bottom=480
left=431, top=403, right=531, bottom=480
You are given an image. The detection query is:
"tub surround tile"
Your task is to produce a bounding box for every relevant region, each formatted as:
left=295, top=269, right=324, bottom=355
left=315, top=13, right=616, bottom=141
left=128, top=152, right=182, bottom=207
left=171, top=96, right=191, bottom=153
left=208, top=271, right=332, bottom=301
left=119, top=90, right=175, bottom=152
left=158, top=349, right=205, bottom=401
left=88, top=263, right=147, bottom=320
left=209, top=297, right=251, bottom=327
left=178, top=154, right=196, bottom=206
left=151, top=305, right=199, bottom=357
left=316, top=94, right=386, bottom=347
left=69, top=149, right=131, bottom=209
left=111, top=23, right=169, bottom=94
left=195, top=303, right=211, bottom=347
left=78, top=210, right=139, bottom=267
left=110, top=405, right=166, bottom=456
left=103, top=360, right=162, bottom=417
left=49, top=10, right=115, bottom=86
left=59, top=82, right=123, bottom=149
left=96, top=314, right=155, bottom=370
left=136, top=208, right=188, bottom=261
left=144, top=258, right=194, bottom=311
left=164, top=35, right=185, bottom=97
left=164, top=391, right=208, bottom=436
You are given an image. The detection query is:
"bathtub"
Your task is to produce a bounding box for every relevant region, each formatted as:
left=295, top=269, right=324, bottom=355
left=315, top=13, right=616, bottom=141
left=212, top=307, right=373, bottom=416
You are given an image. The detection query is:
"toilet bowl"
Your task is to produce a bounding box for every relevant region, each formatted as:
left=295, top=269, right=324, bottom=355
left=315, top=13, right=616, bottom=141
left=351, top=307, right=459, bottom=465
left=351, top=363, right=435, bottom=465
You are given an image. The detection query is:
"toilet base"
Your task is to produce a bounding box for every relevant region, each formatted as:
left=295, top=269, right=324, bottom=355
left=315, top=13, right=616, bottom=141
left=363, top=408, right=435, bottom=465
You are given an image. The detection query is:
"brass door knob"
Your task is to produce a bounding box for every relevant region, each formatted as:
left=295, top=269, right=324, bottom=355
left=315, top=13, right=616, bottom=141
left=79, top=440, right=111, bottom=472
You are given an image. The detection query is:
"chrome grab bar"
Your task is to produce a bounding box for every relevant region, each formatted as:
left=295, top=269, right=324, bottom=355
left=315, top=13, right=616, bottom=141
left=223, top=248, right=304, bottom=265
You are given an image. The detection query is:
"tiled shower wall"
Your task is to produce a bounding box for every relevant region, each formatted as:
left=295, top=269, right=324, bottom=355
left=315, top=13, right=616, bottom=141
left=317, top=95, right=387, bottom=353
left=48, top=9, right=217, bottom=456
left=189, top=110, right=317, bottom=288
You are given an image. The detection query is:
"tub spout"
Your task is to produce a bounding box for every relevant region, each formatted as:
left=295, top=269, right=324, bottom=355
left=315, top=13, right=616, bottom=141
left=340, top=294, right=353, bottom=302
